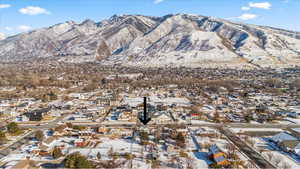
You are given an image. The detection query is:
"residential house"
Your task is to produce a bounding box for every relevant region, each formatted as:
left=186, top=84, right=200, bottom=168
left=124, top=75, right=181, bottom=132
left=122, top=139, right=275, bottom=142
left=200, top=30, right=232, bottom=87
left=39, top=136, right=56, bottom=154
left=74, top=139, right=85, bottom=147
left=24, top=108, right=50, bottom=121
left=208, top=144, right=230, bottom=166
left=97, top=127, right=109, bottom=134
left=151, top=111, right=174, bottom=123
left=288, top=128, right=300, bottom=138
left=110, top=111, right=123, bottom=121
left=69, top=114, right=90, bottom=121
left=278, top=140, right=300, bottom=155
left=270, top=132, right=297, bottom=143
left=15, top=115, right=29, bottom=122
left=288, top=112, right=300, bottom=119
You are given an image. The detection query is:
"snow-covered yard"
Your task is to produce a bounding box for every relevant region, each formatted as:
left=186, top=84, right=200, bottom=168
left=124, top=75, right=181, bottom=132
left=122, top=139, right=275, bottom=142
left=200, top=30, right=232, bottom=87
left=285, top=117, right=300, bottom=124
left=251, top=136, right=300, bottom=169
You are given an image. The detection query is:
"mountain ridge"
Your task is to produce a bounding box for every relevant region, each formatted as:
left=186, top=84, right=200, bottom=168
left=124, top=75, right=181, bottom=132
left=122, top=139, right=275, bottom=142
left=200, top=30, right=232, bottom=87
left=0, top=13, right=300, bottom=68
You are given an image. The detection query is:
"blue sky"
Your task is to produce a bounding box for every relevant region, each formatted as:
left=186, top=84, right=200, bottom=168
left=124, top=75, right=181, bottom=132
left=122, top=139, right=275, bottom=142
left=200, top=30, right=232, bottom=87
left=0, top=0, right=299, bottom=37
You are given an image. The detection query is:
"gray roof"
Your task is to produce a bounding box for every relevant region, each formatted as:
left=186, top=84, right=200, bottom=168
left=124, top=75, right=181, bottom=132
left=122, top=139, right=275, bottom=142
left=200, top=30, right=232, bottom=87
left=271, top=132, right=297, bottom=142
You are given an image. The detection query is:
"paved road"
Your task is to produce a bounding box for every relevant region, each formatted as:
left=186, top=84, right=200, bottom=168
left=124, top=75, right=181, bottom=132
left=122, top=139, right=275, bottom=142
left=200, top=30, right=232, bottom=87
left=19, top=114, right=69, bottom=129
left=220, top=127, right=276, bottom=169
left=0, top=130, right=36, bottom=159
left=0, top=115, right=67, bottom=160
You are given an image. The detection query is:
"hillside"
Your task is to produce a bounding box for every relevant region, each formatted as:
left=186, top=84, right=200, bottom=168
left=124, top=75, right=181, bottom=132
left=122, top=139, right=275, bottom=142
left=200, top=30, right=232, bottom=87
left=0, top=14, right=300, bottom=68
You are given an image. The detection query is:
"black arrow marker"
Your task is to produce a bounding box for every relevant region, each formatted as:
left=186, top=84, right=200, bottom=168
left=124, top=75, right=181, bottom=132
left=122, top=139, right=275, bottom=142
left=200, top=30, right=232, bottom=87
left=139, top=97, right=151, bottom=125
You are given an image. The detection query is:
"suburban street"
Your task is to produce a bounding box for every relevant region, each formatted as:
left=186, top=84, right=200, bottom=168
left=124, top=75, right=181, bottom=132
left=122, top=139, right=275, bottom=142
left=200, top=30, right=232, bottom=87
left=0, top=130, right=36, bottom=159
left=0, top=115, right=68, bottom=160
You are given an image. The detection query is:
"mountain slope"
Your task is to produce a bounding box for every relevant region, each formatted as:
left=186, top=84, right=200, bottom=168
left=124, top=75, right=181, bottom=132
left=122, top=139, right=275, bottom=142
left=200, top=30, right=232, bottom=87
left=0, top=14, right=300, bottom=68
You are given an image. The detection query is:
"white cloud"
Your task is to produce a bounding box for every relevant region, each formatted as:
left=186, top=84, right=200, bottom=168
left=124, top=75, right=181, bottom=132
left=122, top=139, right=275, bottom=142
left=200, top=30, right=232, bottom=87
left=0, top=32, right=6, bottom=40
left=237, top=13, right=258, bottom=20
left=19, top=6, right=50, bottom=15
left=0, top=4, right=11, bottom=9
left=17, top=25, right=32, bottom=32
left=154, top=0, right=164, bottom=4
left=241, top=6, right=251, bottom=11
left=249, top=2, right=272, bottom=10
left=5, top=27, right=13, bottom=31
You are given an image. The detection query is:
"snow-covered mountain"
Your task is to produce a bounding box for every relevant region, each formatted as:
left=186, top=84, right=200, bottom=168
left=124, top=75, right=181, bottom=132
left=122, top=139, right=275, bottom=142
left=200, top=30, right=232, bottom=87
left=1, top=14, right=300, bottom=68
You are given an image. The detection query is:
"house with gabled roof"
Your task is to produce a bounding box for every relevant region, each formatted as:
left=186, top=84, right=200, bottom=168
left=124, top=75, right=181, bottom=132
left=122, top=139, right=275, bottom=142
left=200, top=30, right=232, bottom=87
left=151, top=111, right=174, bottom=123
left=208, top=144, right=230, bottom=166
left=279, top=140, right=300, bottom=154
left=287, top=128, right=300, bottom=138
left=270, top=132, right=297, bottom=143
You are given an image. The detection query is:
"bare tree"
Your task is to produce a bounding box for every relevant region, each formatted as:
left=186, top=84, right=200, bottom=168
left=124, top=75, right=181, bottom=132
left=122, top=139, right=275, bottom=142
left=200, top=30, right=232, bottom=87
left=246, top=162, right=256, bottom=169
left=186, top=157, right=194, bottom=169
left=246, top=137, right=256, bottom=147
left=225, top=143, right=236, bottom=159
left=281, top=161, right=292, bottom=169
left=265, top=152, right=274, bottom=161
left=273, top=155, right=281, bottom=167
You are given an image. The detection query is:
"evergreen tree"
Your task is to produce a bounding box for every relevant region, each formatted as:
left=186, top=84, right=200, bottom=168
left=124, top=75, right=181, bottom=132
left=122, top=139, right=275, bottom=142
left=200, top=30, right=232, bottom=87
left=108, top=147, right=114, bottom=159
left=52, top=147, right=63, bottom=159
left=0, top=131, right=7, bottom=144
left=64, top=152, right=93, bottom=168
left=7, top=122, right=20, bottom=134
left=96, top=152, right=101, bottom=160
left=176, top=132, right=186, bottom=148
left=35, top=130, right=44, bottom=141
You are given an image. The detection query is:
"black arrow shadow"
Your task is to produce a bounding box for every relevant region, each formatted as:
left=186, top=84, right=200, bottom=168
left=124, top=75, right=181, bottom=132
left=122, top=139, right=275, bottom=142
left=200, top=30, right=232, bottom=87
left=139, top=97, right=151, bottom=125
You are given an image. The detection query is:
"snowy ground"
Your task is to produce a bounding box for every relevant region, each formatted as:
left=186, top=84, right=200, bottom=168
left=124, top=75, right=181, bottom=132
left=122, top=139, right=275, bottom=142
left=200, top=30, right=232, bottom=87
left=187, top=133, right=211, bottom=169
left=189, top=127, right=255, bottom=168
left=252, top=137, right=300, bottom=169
left=231, top=128, right=283, bottom=133
left=67, top=137, right=151, bottom=168
left=190, top=120, right=214, bottom=125
left=1, top=130, right=32, bottom=149
left=275, top=120, right=295, bottom=125
left=285, top=117, right=300, bottom=124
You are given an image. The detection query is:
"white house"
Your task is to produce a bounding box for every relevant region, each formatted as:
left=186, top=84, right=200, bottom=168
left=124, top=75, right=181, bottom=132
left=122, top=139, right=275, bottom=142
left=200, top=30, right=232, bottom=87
left=152, top=111, right=173, bottom=123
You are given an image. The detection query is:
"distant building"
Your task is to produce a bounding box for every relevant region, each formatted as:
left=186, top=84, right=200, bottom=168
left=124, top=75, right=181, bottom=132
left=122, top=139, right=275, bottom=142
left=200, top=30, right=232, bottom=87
left=15, top=115, right=29, bottom=122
